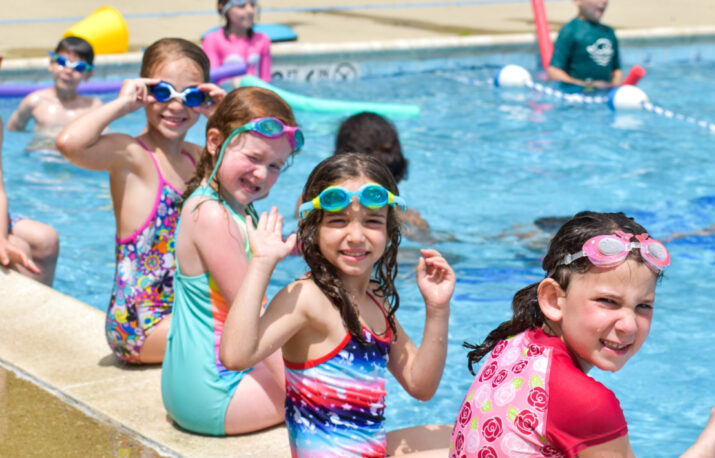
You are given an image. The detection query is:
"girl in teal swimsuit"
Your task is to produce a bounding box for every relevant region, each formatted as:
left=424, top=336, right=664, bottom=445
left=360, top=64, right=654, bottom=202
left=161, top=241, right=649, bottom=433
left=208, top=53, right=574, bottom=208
left=56, top=38, right=226, bottom=364
left=161, top=86, right=302, bottom=435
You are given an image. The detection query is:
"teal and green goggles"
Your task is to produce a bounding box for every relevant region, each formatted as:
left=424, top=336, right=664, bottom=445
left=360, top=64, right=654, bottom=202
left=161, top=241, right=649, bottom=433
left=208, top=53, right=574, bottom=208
left=299, top=183, right=406, bottom=219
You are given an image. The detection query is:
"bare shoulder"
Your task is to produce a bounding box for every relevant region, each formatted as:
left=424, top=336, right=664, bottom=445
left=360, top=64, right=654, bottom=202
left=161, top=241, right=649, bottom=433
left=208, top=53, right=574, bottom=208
left=18, top=89, right=50, bottom=108
left=103, top=133, right=156, bottom=172
left=182, top=140, right=203, bottom=162
left=277, top=277, right=330, bottom=317
left=183, top=194, right=232, bottom=227
left=87, top=96, right=103, bottom=109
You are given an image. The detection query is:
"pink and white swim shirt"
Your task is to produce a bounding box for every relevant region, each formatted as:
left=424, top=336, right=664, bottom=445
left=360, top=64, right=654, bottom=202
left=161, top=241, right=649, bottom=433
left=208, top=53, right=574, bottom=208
left=450, top=328, right=628, bottom=457
left=202, top=28, right=272, bottom=82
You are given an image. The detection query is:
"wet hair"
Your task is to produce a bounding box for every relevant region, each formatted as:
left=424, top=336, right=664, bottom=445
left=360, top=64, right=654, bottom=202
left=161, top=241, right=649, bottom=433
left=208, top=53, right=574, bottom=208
left=464, top=211, right=657, bottom=374
left=335, top=112, right=408, bottom=183
left=533, top=216, right=570, bottom=233
left=217, top=0, right=255, bottom=39
left=183, top=86, right=297, bottom=204
left=298, top=153, right=402, bottom=344
left=140, top=38, right=210, bottom=83
left=55, top=36, right=95, bottom=66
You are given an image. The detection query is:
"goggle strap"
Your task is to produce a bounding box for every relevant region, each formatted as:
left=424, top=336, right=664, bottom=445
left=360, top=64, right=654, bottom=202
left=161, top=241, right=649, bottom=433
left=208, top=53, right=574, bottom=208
left=558, top=250, right=585, bottom=267
left=207, top=129, right=240, bottom=186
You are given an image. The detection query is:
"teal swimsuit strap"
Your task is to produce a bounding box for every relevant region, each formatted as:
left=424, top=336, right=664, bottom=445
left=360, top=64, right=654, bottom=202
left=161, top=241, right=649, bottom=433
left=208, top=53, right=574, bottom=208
left=185, top=185, right=251, bottom=256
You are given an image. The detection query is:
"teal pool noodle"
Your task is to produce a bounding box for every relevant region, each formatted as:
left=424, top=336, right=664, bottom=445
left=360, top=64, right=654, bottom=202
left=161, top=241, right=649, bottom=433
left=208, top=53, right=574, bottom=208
left=239, top=75, right=421, bottom=118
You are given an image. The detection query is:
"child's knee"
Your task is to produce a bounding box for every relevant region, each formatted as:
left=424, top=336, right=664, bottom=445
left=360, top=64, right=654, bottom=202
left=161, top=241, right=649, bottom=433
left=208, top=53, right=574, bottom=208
left=38, top=228, right=60, bottom=259
left=21, top=222, right=60, bottom=259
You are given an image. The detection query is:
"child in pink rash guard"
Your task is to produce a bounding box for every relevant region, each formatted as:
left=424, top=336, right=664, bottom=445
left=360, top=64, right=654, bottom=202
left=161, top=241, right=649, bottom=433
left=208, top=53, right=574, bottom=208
left=203, top=0, right=271, bottom=82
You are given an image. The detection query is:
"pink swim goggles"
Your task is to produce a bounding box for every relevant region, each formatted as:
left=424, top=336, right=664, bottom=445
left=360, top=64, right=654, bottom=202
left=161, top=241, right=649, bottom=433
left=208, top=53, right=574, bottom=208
left=555, top=230, right=670, bottom=273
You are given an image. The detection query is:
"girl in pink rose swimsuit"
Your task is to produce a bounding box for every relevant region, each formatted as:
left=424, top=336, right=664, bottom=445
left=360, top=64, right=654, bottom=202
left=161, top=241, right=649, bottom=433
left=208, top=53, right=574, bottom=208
left=450, top=211, right=715, bottom=458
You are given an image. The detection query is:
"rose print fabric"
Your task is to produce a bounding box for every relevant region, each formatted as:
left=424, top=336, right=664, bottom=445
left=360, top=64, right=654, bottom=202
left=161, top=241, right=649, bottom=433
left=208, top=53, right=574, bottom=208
left=105, top=140, right=187, bottom=363
left=450, top=328, right=627, bottom=457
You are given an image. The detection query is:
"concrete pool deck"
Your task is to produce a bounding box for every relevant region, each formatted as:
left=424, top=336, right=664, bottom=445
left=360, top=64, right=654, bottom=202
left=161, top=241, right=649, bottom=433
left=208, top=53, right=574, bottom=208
left=1, top=0, right=714, bottom=456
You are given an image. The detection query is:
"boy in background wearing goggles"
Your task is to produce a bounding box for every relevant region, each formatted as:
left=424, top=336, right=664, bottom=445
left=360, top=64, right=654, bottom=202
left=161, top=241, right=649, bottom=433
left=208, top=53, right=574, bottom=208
left=7, top=36, right=102, bottom=141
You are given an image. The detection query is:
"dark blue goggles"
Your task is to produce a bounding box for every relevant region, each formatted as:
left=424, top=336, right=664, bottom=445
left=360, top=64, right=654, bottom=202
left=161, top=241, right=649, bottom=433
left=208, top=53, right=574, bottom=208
left=48, top=51, right=92, bottom=73
left=148, top=81, right=209, bottom=107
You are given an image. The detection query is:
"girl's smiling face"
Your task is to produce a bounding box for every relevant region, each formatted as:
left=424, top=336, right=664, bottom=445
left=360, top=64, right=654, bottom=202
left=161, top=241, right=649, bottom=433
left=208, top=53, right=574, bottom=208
left=145, top=57, right=204, bottom=140
left=316, top=176, right=389, bottom=281
left=226, top=1, right=256, bottom=33
left=208, top=128, right=291, bottom=213
left=551, top=258, right=657, bottom=373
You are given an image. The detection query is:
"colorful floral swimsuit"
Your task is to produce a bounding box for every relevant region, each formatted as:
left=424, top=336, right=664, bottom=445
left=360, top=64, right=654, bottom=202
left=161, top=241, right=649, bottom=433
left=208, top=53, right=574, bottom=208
left=105, top=139, right=194, bottom=363
left=285, top=292, right=392, bottom=457
left=449, top=328, right=627, bottom=458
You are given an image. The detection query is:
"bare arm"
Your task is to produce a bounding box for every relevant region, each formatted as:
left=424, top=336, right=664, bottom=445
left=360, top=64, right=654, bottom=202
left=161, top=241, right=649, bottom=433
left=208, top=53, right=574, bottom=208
left=577, top=435, right=635, bottom=458
left=55, top=77, right=158, bottom=171
left=219, top=207, right=304, bottom=371
left=610, top=68, right=624, bottom=86
left=6, top=93, right=37, bottom=131
left=387, top=249, right=454, bottom=401
left=546, top=66, right=614, bottom=89
left=681, top=406, right=715, bottom=458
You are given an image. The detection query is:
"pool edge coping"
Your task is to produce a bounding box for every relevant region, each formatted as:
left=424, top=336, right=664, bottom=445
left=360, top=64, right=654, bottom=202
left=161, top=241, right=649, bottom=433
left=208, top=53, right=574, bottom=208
left=2, top=25, right=714, bottom=71
left=0, top=268, right=292, bottom=457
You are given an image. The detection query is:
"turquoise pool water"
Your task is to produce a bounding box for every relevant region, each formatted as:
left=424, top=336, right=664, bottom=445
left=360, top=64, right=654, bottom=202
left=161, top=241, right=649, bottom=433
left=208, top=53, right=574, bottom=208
left=2, top=60, right=714, bottom=456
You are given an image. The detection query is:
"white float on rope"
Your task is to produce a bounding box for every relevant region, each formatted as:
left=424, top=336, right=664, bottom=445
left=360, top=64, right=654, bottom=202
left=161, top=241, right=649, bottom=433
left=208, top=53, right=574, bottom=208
left=493, top=65, right=533, bottom=88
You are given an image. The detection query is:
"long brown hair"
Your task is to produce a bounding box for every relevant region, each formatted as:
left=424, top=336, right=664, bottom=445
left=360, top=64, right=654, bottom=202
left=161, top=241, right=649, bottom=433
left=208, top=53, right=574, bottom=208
left=140, top=37, right=210, bottom=82
left=464, top=211, right=659, bottom=374
left=182, top=86, right=297, bottom=205
left=298, top=153, right=402, bottom=344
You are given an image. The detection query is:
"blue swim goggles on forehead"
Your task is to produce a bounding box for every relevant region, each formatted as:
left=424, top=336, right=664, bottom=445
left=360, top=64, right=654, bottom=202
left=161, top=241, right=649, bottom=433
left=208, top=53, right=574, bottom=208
left=207, top=117, right=304, bottom=184
left=48, top=51, right=92, bottom=73
left=299, top=183, right=407, bottom=220
left=222, top=0, right=258, bottom=15
left=148, top=81, right=209, bottom=107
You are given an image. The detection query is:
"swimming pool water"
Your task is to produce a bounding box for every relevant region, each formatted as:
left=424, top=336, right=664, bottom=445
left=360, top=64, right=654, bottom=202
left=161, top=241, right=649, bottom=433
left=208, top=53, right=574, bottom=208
left=2, top=60, right=714, bottom=456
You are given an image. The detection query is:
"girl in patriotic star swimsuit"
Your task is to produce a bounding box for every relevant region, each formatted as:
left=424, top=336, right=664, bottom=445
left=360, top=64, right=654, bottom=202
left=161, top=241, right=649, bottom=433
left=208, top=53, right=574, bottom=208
left=220, top=152, right=457, bottom=457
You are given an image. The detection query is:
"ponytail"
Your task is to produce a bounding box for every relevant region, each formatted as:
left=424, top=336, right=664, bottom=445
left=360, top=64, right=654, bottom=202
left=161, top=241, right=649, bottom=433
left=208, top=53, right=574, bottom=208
left=463, top=281, right=545, bottom=375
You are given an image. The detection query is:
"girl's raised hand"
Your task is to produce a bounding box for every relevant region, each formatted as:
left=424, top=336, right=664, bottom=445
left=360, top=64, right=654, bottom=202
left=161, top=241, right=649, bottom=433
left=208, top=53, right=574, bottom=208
left=416, top=248, right=455, bottom=311
left=117, top=77, right=160, bottom=114
left=194, top=83, right=227, bottom=118
left=246, top=206, right=297, bottom=264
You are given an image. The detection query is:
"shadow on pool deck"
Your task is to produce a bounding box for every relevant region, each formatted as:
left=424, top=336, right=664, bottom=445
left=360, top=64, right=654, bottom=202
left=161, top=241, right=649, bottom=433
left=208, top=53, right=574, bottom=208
left=0, top=268, right=290, bottom=457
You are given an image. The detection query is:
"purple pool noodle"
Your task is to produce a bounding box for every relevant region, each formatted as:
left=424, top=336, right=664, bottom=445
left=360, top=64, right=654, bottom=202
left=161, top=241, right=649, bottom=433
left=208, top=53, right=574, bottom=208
left=209, top=61, right=247, bottom=83
left=0, top=62, right=247, bottom=97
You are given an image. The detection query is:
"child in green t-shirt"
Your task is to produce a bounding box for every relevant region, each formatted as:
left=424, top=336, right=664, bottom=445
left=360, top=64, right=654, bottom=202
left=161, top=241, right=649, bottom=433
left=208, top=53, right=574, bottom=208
left=547, top=0, right=622, bottom=89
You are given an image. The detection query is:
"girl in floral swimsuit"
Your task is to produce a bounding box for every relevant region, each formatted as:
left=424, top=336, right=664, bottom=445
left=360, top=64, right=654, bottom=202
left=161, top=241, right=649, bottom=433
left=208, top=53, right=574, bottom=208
left=56, top=38, right=226, bottom=364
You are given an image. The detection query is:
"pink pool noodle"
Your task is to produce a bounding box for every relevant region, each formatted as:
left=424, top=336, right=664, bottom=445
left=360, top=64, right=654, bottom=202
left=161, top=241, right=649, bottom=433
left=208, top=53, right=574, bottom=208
left=621, top=65, right=647, bottom=86
left=531, top=0, right=554, bottom=71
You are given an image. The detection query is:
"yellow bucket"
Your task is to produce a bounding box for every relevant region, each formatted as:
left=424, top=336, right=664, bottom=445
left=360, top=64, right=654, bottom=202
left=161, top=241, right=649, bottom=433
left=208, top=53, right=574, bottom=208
left=63, top=7, right=129, bottom=55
